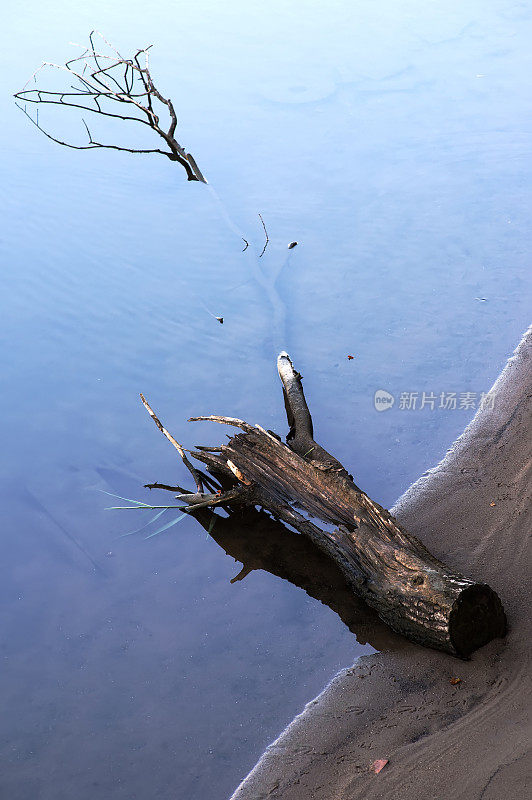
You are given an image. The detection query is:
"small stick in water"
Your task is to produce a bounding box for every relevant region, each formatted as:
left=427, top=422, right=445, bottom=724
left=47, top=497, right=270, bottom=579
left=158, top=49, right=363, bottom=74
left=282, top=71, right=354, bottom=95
left=140, top=393, right=204, bottom=493
left=258, top=213, right=269, bottom=257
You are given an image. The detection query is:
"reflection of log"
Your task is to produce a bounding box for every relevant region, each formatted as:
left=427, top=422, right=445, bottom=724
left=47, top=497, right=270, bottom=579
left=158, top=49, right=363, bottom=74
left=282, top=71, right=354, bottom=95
left=190, top=504, right=401, bottom=652
left=144, top=353, right=506, bottom=658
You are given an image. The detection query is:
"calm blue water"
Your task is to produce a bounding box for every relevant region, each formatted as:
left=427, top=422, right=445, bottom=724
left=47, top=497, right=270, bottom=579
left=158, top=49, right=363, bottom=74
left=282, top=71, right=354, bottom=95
left=1, top=2, right=531, bottom=798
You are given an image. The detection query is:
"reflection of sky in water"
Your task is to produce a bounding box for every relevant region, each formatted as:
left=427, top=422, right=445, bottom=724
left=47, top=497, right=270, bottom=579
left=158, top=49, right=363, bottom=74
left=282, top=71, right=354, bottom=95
left=1, top=1, right=531, bottom=798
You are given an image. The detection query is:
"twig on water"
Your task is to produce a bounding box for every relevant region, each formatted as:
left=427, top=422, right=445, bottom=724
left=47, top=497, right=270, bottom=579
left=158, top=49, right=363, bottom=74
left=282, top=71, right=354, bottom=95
left=144, top=481, right=189, bottom=493
left=258, top=213, right=269, bottom=257
left=140, top=393, right=204, bottom=493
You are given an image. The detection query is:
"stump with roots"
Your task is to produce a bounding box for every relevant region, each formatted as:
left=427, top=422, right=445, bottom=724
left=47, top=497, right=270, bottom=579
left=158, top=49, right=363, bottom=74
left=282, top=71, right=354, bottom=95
left=141, top=353, right=507, bottom=659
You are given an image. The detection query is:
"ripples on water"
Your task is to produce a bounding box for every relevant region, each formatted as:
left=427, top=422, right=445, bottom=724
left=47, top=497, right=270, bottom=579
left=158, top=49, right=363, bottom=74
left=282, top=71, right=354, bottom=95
left=1, top=2, right=531, bottom=798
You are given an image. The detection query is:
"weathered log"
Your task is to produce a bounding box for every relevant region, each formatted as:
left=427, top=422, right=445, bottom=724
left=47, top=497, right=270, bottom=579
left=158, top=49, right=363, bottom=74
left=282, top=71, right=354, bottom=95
left=141, top=353, right=506, bottom=657
left=183, top=353, right=506, bottom=659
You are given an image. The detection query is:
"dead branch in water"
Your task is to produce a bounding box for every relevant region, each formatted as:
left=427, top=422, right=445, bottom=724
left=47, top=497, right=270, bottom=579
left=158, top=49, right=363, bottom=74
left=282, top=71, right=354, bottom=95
left=140, top=393, right=205, bottom=494
left=14, top=31, right=206, bottom=182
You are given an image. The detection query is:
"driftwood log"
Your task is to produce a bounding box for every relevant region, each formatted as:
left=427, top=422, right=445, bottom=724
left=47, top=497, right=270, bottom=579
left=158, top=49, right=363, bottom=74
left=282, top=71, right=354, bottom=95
left=144, top=353, right=507, bottom=658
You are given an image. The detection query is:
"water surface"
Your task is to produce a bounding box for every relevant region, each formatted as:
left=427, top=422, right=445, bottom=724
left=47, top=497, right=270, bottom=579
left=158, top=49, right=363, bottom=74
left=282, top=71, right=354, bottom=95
left=1, top=2, right=531, bottom=798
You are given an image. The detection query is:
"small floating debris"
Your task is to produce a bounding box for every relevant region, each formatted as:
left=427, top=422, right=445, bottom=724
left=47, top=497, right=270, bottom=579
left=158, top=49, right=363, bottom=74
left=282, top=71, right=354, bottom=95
left=288, top=241, right=298, bottom=249
left=258, top=213, right=269, bottom=257
left=450, top=677, right=462, bottom=686
left=201, top=299, right=224, bottom=324
left=371, top=759, right=389, bottom=774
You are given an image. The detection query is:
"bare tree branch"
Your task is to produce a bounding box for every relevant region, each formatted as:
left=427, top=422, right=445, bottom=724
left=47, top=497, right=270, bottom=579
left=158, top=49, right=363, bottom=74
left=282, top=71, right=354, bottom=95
left=140, top=393, right=205, bottom=494
left=14, top=31, right=207, bottom=183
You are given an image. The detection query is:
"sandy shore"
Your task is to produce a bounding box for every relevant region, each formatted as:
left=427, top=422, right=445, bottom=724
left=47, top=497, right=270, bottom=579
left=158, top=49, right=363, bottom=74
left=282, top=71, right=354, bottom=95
left=230, top=326, right=531, bottom=800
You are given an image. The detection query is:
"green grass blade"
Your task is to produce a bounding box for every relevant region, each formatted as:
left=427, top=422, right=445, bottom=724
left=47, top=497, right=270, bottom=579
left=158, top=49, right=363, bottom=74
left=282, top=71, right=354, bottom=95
left=99, top=490, right=150, bottom=507
left=205, top=513, right=218, bottom=540
left=116, top=508, right=168, bottom=539
left=105, top=505, right=184, bottom=510
left=144, top=513, right=188, bottom=539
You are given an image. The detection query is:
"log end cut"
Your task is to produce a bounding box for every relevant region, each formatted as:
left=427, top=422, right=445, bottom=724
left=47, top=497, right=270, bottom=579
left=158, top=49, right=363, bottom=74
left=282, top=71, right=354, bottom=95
left=449, top=584, right=507, bottom=658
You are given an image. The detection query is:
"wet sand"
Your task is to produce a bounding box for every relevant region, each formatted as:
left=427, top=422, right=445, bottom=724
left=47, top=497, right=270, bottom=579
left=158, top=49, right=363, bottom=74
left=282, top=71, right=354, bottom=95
left=230, top=326, right=531, bottom=800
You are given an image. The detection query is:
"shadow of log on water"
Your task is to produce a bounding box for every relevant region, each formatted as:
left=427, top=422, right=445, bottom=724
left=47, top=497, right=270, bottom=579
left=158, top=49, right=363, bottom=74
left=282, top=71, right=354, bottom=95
left=190, top=504, right=404, bottom=653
